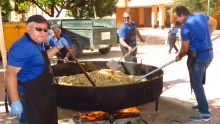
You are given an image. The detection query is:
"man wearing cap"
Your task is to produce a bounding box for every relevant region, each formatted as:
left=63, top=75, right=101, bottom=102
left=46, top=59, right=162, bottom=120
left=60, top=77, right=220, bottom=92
left=5, top=15, right=67, bottom=124
left=49, top=24, right=73, bottom=63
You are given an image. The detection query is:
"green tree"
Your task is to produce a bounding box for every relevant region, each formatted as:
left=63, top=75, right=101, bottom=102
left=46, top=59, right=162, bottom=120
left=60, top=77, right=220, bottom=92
left=94, top=0, right=118, bottom=18
left=13, top=0, right=63, bottom=17
left=0, top=0, right=13, bottom=19
left=13, top=0, right=118, bottom=18
left=61, top=0, right=91, bottom=18
left=168, top=0, right=220, bottom=15
left=14, top=0, right=32, bottom=22
left=62, top=0, right=118, bottom=18
left=30, top=0, right=63, bottom=17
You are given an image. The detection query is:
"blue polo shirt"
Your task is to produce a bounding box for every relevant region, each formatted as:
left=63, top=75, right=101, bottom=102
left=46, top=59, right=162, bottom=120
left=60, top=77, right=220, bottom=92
left=169, top=28, right=179, bottom=35
left=181, top=13, right=213, bottom=60
left=118, top=21, right=136, bottom=38
left=48, top=33, right=72, bottom=48
left=8, top=33, right=45, bottom=93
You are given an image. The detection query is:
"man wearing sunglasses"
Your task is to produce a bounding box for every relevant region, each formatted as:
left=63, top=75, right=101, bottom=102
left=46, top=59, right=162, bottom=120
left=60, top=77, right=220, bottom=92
left=118, top=10, right=146, bottom=62
left=5, top=15, right=67, bottom=124
left=48, top=24, right=73, bottom=64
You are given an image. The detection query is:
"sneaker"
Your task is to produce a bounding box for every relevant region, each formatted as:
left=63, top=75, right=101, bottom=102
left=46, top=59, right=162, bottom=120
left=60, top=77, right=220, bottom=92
left=192, top=105, right=199, bottom=110
left=175, top=50, right=179, bottom=54
left=190, top=113, right=211, bottom=121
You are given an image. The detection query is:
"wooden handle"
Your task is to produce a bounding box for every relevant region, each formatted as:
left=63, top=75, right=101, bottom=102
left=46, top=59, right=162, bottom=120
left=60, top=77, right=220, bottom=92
left=117, top=42, right=142, bottom=62
left=117, top=37, right=150, bottom=62
left=63, top=45, right=96, bottom=86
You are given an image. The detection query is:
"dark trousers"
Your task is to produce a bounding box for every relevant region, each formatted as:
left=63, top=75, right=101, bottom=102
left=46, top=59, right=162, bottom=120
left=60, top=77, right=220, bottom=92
left=168, top=36, right=179, bottom=53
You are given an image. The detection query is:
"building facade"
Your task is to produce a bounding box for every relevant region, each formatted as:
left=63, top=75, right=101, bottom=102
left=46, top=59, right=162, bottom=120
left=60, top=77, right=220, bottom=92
left=116, top=0, right=172, bottom=28
left=116, top=0, right=220, bottom=29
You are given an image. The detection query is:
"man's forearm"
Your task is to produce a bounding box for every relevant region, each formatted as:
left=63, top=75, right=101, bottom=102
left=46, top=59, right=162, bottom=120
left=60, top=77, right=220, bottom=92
left=178, top=48, right=187, bottom=58
left=5, top=70, right=20, bottom=102
left=178, top=40, right=189, bottom=58
left=208, top=17, right=217, bottom=34
left=209, top=25, right=216, bottom=34
left=136, top=29, right=144, bottom=41
left=119, top=39, right=130, bottom=48
left=65, top=48, right=73, bottom=58
left=47, top=46, right=60, bottom=58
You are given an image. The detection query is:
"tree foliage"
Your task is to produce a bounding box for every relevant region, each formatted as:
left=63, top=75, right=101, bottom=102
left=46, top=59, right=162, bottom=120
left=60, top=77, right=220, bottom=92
left=61, top=0, right=118, bottom=18
left=13, top=1, right=31, bottom=14
left=61, top=0, right=93, bottom=18
left=31, top=0, right=63, bottom=17
left=12, top=0, right=118, bottom=18
left=94, top=0, right=118, bottom=18
left=13, top=0, right=63, bottom=17
left=168, top=0, right=220, bottom=15
left=0, top=0, right=13, bottom=19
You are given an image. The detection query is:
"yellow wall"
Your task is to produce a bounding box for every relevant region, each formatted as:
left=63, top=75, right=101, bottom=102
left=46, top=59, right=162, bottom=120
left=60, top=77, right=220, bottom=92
left=116, top=8, right=126, bottom=28
left=151, top=5, right=157, bottom=28
left=158, top=4, right=165, bottom=28
left=144, top=8, right=152, bottom=27
left=116, top=8, right=140, bottom=28
left=139, top=7, right=144, bottom=26
left=116, top=7, right=171, bottom=28
left=130, top=8, right=140, bottom=26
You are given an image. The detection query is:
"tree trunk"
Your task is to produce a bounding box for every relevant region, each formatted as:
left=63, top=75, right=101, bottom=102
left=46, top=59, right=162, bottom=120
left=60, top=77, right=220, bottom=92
left=20, top=13, right=26, bottom=22
left=93, top=6, right=97, bottom=19
left=51, top=5, right=55, bottom=17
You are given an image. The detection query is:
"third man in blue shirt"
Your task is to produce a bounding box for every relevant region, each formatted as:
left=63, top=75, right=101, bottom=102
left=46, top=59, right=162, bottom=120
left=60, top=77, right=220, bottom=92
left=118, top=10, right=146, bottom=62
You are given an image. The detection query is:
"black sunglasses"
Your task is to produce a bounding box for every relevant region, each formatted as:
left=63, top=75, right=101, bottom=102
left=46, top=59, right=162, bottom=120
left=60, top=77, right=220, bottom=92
left=124, top=17, right=130, bottom=20
left=29, top=26, right=48, bottom=32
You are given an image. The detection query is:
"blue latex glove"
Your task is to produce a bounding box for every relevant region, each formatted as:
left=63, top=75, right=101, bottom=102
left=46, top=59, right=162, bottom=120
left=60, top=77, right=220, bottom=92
left=55, top=37, right=68, bottom=49
left=10, top=100, right=23, bottom=119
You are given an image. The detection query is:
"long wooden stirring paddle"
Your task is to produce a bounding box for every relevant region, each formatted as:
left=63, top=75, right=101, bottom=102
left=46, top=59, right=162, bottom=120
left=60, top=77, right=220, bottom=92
left=63, top=45, right=96, bottom=86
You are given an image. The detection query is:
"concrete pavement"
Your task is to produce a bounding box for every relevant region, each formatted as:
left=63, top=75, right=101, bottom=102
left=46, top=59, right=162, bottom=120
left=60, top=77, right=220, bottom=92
left=0, top=28, right=220, bottom=124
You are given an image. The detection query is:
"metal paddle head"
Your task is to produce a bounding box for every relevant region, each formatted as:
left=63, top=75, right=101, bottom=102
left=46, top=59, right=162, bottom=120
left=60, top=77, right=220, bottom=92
left=106, top=59, right=121, bottom=71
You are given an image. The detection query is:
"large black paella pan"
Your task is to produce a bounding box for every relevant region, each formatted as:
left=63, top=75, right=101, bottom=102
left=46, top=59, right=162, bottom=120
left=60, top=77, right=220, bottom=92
left=51, top=61, right=164, bottom=112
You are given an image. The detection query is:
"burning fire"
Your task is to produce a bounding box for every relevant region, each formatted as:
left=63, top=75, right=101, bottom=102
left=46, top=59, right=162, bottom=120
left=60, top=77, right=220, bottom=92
left=80, top=111, right=108, bottom=121
left=117, top=107, right=140, bottom=113
left=75, top=107, right=139, bottom=121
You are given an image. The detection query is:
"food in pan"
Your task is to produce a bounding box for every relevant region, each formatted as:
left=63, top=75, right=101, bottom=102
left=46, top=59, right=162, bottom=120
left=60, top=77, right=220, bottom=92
left=55, top=69, right=147, bottom=86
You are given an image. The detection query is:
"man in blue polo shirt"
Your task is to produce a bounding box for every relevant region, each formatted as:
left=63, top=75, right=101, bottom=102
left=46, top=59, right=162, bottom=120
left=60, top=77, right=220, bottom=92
left=173, top=6, right=217, bottom=121
left=48, top=24, right=73, bottom=64
left=118, top=10, right=146, bottom=62
left=5, top=15, right=68, bottom=124
left=168, top=23, right=179, bottom=54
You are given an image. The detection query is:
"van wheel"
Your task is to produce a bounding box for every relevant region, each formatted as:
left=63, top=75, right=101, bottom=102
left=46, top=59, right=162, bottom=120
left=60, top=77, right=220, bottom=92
left=98, top=47, right=111, bottom=54
left=72, top=43, right=83, bottom=58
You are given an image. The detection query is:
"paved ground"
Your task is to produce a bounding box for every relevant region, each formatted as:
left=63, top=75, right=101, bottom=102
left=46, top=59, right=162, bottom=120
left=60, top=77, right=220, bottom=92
left=0, top=28, right=220, bottom=124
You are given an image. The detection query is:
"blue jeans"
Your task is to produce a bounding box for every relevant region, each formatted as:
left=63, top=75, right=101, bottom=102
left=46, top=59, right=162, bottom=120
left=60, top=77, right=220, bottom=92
left=192, top=57, right=213, bottom=114
left=8, top=95, right=29, bottom=124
